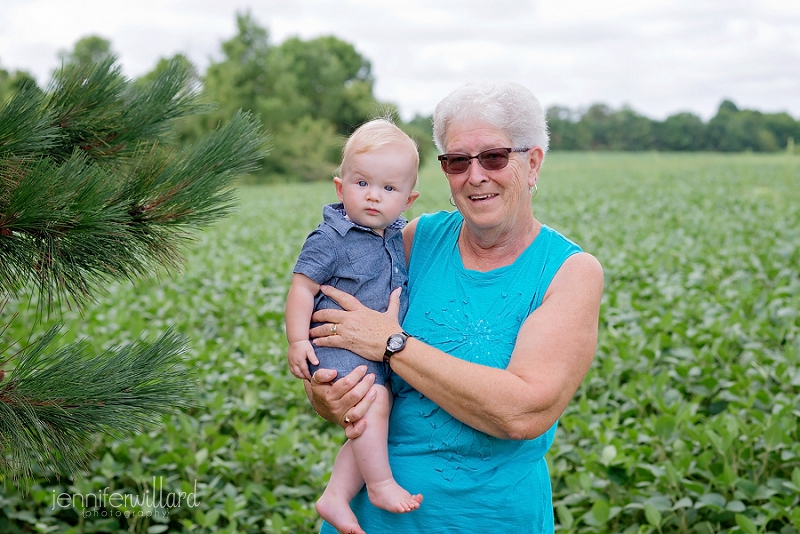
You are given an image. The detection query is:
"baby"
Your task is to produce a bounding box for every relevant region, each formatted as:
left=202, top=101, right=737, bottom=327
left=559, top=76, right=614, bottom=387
left=285, top=118, right=422, bottom=533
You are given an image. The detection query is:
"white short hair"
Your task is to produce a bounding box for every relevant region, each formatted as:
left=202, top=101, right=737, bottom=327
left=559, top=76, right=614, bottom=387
left=433, top=81, right=549, bottom=154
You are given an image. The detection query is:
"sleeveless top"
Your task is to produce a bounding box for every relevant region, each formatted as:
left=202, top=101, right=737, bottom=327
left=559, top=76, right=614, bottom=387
left=321, top=210, right=582, bottom=534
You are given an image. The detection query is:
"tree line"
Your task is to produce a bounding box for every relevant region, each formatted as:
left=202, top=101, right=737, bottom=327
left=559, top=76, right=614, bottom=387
left=547, top=100, right=799, bottom=153
left=0, top=13, right=434, bottom=182
left=3, top=12, right=798, bottom=184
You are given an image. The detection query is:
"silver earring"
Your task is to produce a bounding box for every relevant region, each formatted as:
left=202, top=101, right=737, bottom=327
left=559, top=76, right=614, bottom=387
left=530, top=183, right=538, bottom=198
left=449, top=195, right=456, bottom=207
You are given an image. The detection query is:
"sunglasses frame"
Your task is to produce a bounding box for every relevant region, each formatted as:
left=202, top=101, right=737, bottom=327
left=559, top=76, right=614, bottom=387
left=437, top=147, right=531, bottom=175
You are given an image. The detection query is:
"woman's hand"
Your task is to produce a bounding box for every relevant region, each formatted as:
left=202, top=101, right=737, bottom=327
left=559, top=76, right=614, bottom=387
left=305, top=285, right=401, bottom=439
left=305, top=366, right=378, bottom=440
left=310, top=285, right=403, bottom=363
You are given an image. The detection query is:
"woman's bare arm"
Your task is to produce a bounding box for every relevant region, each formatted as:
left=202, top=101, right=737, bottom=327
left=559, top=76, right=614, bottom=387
left=402, top=217, right=418, bottom=262
left=311, top=252, right=603, bottom=440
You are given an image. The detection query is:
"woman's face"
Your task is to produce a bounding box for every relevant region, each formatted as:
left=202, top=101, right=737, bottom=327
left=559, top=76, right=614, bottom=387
left=443, top=121, right=542, bottom=236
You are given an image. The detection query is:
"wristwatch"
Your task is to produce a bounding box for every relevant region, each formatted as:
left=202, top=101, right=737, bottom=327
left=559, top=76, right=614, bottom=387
left=384, top=332, right=411, bottom=364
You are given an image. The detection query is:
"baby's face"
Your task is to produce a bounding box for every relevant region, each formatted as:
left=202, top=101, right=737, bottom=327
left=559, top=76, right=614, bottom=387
left=336, top=144, right=418, bottom=231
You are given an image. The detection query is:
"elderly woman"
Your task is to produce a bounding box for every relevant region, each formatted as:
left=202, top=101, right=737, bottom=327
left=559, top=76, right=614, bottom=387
left=305, top=81, right=603, bottom=533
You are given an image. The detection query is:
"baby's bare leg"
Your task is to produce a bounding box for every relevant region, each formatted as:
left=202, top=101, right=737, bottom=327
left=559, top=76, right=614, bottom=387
left=316, top=440, right=366, bottom=534
left=351, top=385, right=422, bottom=513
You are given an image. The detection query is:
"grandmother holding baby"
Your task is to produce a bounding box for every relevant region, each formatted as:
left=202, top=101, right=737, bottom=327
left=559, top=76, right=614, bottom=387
left=307, top=81, right=603, bottom=534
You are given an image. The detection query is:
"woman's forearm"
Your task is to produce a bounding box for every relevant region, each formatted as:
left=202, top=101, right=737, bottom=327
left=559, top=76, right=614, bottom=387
left=387, top=339, right=565, bottom=440
left=309, top=254, right=603, bottom=440
left=390, top=254, right=603, bottom=440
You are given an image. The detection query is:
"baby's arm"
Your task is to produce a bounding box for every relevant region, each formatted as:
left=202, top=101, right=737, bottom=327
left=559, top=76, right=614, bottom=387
left=285, top=273, right=321, bottom=380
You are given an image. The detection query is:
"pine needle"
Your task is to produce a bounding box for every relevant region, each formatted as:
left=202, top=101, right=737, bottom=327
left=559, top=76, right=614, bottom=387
left=0, top=54, right=268, bottom=487
left=0, top=327, right=196, bottom=487
left=0, top=55, right=268, bottom=313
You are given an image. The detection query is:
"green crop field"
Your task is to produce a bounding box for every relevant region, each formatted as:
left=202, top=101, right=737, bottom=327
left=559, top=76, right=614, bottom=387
left=1, top=152, right=799, bottom=534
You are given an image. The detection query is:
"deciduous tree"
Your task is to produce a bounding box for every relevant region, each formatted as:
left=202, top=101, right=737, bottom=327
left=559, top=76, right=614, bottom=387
left=196, top=12, right=386, bottom=181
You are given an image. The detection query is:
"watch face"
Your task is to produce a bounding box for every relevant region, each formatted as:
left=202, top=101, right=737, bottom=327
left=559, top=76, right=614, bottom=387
left=388, top=335, right=404, bottom=351
left=384, top=332, right=410, bottom=362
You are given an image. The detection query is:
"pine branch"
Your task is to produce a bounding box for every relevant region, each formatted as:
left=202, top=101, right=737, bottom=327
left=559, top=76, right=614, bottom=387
left=0, top=54, right=268, bottom=487
left=44, top=58, right=130, bottom=163
left=0, top=87, right=60, bottom=199
left=0, top=153, right=136, bottom=309
left=0, top=327, right=195, bottom=486
left=0, top=58, right=268, bottom=312
left=125, top=110, right=263, bottom=228
left=44, top=57, right=214, bottom=164
left=118, top=56, right=213, bottom=148
left=0, top=87, right=59, bottom=161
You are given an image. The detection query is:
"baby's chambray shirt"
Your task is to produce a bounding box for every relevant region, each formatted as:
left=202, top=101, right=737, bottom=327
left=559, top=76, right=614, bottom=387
left=293, top=202, right=409, bottom=326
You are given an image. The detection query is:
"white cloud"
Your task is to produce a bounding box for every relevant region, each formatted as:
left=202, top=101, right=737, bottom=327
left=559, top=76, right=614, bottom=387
left=1, top=0, right=798, bottom=121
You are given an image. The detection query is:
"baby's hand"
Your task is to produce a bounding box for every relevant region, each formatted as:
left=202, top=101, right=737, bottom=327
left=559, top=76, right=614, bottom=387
left=287, top=340, right=319, bottom=380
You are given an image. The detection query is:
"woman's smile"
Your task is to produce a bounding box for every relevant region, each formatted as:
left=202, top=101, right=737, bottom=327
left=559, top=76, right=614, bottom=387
left=468, top=192, right=498, bottom=202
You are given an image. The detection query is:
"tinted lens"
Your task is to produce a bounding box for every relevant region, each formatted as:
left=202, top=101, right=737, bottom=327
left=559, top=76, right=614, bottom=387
left=438, top=148, right=515, bottom=174
left=439, top=154, right=471, bottom=174
left=477, top=148, right=511, bottom=170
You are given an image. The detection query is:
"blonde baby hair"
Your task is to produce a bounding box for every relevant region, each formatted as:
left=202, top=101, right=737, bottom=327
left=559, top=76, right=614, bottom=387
left=339, top=118, right=419, bottom=184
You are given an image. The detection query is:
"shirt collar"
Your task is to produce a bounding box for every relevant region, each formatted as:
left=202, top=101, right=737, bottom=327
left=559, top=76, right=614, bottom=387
left=323, top=203, right=407, bottom=237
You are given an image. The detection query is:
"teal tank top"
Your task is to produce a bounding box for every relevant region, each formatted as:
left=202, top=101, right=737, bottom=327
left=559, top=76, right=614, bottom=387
left=321, top=210, right=582, bottom=534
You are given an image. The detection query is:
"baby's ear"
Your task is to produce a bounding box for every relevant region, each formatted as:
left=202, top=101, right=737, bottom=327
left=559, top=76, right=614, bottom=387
left=404, top=190, right=420, bottom=210
left=333, top=177, right=344, bottom=201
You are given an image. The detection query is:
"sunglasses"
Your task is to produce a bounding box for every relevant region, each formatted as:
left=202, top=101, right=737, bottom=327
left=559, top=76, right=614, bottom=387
left=437, top=147, right=530, bottom=175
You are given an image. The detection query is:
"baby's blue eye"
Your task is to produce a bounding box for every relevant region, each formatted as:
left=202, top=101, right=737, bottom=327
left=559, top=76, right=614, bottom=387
left=357, top=180, right=368, bottom=187
left=384, top=185, right=395, bottom=192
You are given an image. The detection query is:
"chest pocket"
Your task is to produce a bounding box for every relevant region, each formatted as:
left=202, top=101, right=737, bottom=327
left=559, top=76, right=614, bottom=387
left=347, top=245, right=385, bottom=275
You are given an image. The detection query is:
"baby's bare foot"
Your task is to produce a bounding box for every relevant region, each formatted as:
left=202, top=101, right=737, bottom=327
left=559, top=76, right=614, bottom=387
left=367, top=480, right=423, bottom=513
left=316, top=491, right=365, bottom=534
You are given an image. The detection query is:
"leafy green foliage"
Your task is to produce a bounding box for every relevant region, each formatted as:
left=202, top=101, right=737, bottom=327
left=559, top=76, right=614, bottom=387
left=1, top=152, right=797, bottom=532
left=540, top=153, right=800, bottom=533
left=400, top=114, right=437, bottom=169
left=196, top=13, right=343, bottom=180
left=182, top=12, right=409, bottom=182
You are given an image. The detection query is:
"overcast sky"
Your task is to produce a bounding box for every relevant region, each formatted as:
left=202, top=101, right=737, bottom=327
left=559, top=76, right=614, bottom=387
left=2, top=0, right=799, bottom=121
